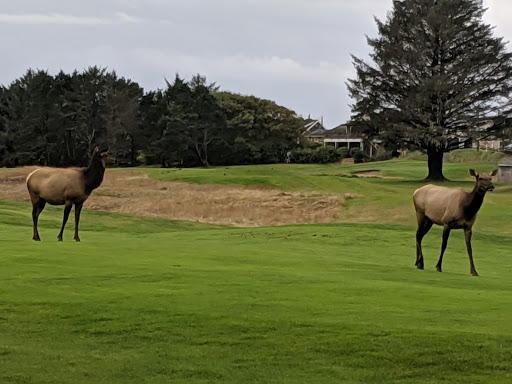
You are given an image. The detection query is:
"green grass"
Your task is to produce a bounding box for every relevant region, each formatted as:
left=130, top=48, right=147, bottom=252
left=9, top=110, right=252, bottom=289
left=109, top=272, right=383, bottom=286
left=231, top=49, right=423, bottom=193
left=1, top=157, right=512, bottom=383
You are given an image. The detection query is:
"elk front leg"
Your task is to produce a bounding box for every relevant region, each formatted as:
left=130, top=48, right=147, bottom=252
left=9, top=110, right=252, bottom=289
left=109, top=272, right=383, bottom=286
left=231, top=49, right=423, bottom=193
left=436, top=225, right=451, bottom=272
left=74, top=203, right=83, bottom=242
left=57, top=202, right=73, bottom=241
left=465, top=228, right=478, bottom=276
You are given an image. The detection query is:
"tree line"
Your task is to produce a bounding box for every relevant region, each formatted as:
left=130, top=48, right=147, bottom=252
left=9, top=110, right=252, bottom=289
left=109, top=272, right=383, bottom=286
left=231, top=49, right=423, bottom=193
left=4, top=1, right=512, bottom=179
left=0, top=68, right=305, bottom=168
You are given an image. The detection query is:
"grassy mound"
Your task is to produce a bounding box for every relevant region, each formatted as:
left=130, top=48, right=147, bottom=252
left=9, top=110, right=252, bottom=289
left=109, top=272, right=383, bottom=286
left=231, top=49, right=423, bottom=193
left=449, top=148, right=507, bottom=163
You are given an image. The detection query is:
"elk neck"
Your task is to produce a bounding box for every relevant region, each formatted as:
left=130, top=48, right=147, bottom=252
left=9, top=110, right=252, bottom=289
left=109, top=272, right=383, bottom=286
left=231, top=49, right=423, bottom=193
left=83, top=154, right=105, bottom=194
left=463, top=184, right=486, bottom=220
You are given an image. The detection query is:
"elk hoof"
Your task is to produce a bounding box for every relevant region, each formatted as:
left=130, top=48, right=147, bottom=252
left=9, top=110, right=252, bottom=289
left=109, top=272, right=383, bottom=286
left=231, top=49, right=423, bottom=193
left=471, top=272, right=479, bottom=277
left=436, top=266, right=442, bottom=272
left=415, top=260, right=424, bottom=270
left=74, top=237, right=80, bottom=242
left=57, top=237, right=63, bottom=242
left=33, top=237, right=41, bottom=241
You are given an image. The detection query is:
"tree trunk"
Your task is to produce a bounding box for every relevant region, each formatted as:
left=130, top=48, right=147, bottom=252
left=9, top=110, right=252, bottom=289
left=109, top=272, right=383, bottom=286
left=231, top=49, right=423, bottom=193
left=193, top=141, right=210, bottom=167
left=426, top=147, right=446, bottom=181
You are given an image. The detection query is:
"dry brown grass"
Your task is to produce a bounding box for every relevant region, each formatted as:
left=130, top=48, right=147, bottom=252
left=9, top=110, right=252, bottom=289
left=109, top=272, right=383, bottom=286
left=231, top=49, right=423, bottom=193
left=0, top=168, right=357, bottom=227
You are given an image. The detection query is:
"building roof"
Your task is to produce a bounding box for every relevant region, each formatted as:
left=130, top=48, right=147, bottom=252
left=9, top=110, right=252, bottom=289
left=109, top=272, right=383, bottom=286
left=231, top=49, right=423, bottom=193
left=322, top=123, right=365, bottom=139
left=304, top=118, right=326, bottom=133
left=499, top=156, right=512, bottom=165
left=303, top=120, right=367, bottom=140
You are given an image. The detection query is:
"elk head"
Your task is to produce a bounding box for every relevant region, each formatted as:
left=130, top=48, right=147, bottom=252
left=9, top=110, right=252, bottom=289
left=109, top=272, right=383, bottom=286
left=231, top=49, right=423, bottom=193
left=469, top=169, right=497, bottom=192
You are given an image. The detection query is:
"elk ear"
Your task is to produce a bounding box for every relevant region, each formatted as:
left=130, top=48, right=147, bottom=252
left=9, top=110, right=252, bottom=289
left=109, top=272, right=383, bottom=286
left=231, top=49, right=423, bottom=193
left=469, top=169, right=478, bottom=178
left=94, top=146, right=99, bottom=152
left=490, top=169, right=498, bottom=176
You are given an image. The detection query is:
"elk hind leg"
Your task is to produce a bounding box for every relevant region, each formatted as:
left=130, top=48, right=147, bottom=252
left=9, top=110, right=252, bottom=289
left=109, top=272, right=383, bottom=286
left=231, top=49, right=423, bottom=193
left=415, top=213, right=433, bottom=270
left=32, top=198, right=46, bottom=241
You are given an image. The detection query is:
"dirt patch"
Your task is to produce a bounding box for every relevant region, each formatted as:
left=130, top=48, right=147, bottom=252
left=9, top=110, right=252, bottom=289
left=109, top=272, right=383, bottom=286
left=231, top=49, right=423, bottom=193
left=0, top=168, right=360, bottom=227
left=0, top=167, right=39, bottom=201
left=352, top=170, right=381, bottom=178
left=350, top=170, right=398, bottom=179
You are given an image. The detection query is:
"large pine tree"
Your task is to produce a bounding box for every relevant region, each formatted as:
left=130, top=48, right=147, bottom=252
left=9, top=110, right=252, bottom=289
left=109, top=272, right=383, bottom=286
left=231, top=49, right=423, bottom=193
left=347, top=0, right=512, bottom=180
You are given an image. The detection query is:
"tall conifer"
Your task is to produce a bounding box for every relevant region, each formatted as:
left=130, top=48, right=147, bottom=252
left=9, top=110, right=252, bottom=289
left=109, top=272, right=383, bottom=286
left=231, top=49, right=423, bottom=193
left=348, top=0, right=512, bottom=180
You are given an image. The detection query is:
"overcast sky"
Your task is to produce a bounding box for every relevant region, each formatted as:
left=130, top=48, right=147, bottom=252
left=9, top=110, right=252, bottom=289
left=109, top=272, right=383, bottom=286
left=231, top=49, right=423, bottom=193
left=1, top=0, right=510, bottom=128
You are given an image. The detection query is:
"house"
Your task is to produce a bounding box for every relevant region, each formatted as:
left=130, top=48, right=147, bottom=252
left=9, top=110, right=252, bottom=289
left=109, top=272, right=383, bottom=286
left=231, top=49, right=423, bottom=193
left=304, top=117, right=510, bottom=157
left=303, top=119, right=381, bottom=157
left=321, top=123, right=366, bottom=151
left=453, top=119, right=511, bottom=151
left=476, top=139, right=502, bottom=151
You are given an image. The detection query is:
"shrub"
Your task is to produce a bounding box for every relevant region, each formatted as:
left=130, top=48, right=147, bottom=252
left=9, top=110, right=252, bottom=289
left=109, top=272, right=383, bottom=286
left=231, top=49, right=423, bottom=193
left=136, top=151, right=146, bottom=165
left=350, top=148, right=369, bottom=163
left=337, top=147, right=351, bottom=159
left=313, top=146, right=342, bottom=163
left=372, top=148, right=394, bottom=162
left=401, top=150, right=428, bottom=161
left=289, top=146, right=342, bottom=164
left=288, top=148, right=312, bottom=163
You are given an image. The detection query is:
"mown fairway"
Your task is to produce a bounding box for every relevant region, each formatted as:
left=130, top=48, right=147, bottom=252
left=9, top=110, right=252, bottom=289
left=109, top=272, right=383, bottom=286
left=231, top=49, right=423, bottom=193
left=1, top=158, right=511, bottom=383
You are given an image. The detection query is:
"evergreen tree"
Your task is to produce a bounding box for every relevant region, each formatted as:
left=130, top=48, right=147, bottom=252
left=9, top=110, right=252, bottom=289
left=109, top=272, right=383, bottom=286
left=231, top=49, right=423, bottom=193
left=0, top=69, right=59, bottom=166
left=189, top=73, right=220, bottom=92
left=104, top=73, right=143, bottom=166
left=138, top=89, right=173, bottom=166
left=47, top=70, right=75, bottom=166
left=348, top=0, right=512, bottom=180
left=187, top=83, right=226, bottom=167
left=0, top=86, right=11, bottom=166
left=160, top=75, right=226, bottom=167
left=158, top=76, right=197, bottom=166
left=65, top=67, right=109, bottom=165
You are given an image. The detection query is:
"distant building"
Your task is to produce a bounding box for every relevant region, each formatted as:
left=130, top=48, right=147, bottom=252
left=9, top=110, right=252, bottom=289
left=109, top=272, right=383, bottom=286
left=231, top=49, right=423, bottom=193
left=451, top=119, right=511, bottom=151
left=476, top=139, right=502, bottom=151
left=303, top=119, right=381, bottom=157
left=498, top=156, right=512, bottom=183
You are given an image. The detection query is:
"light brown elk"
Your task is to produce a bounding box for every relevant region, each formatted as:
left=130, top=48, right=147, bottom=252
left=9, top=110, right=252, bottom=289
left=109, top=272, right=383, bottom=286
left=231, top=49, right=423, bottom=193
left=26, top=147, right=115, bottom=241
left=413, top=169, right=497, bottom=276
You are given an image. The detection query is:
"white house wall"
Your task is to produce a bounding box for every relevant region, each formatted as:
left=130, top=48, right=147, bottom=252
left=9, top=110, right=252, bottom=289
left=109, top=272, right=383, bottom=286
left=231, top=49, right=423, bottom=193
left=323, top=138, right=364, bottom=150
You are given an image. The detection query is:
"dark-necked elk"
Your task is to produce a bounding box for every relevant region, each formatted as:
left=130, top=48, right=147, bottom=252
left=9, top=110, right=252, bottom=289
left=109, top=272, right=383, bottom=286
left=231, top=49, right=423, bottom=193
left=26, top=147, right=115, bottom=241
left=413, top=169, right=497, bottom=276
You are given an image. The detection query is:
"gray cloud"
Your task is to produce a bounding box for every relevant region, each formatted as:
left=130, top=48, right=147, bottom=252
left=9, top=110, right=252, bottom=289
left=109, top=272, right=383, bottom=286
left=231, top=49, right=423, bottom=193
left=0, top=0, right=509, bottom=127
left=0, top=12, right=141, bottom=25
